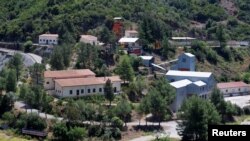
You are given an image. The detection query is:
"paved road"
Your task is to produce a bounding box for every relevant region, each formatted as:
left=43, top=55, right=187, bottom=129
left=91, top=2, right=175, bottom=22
left=225, top=95, right=250, bottom=108
left=14, top=101, right=63, bottom=120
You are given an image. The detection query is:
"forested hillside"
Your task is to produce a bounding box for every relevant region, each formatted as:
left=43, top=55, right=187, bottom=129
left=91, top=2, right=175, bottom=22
left=0, top=0, right=249, bottom=42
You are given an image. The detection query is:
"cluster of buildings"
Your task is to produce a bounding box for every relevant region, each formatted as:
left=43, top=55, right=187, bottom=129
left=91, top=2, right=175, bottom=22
left=166, top=53, right=250, bottom=111
left=44, top=69, right=122, bottom=98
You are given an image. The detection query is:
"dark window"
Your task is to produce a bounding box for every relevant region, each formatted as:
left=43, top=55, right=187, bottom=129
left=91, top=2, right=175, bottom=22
left=226, top=90, right=228, bottom=92
left=77, top=90, right=79, bottom=95
left=46, top=82, right=49, bottom=84
left=93, top=88, right=96, bottom=93
left=81, top=89, right=84, bottom=94
left=171, top=79, right=175, bottom=82
left=99, top=88, right=102, bottom=92
left=88, top=89, right=91, bottom=93
left=70, top=90, right=73, bottom=94
left=238, top=88, right=241, bottom=91
left=114, top=87, right=117, bottom=92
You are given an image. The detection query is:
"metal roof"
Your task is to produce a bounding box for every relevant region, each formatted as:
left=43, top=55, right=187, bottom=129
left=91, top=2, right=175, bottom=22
left=171, top=37, right=196, bottom=40
left=184, top=53, right=195, bottom=57
left=193, top=81, right=206, bottom=87
left=166, top=70, right=212, bottom=78
left=139, top=56, right=153, bottom=60
left=119, top=37, right=139, bottom=43
left=170, top=79, right=193, bottom=88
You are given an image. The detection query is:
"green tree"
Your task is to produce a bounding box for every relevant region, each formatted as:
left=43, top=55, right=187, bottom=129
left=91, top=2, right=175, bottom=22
left=19, top=84, right=29, bottom=99
left=104, top=79, right=115, bottom=107
left=216, top=24, right=227, bottom=47
left=0, top=92, right=15, bottom=115
left=111, top=116, right=124, bottom=130
left=26, top=113, right=47, bottom=131
left=178, top=96, right=221, bottom=141
left=210, top=88, right=237, bottom=123
left=53, top=122, right=68, bottom=140
left=2, top=111, right=15, bottom=126
left=64, top=100, right=81, bottom=122
left=23, top=40, right=33, bottom=53
left=161, top=36, right=175, bottom=59
left=50, top=46, right=65, bottom=70
left=67, top=127, right=87, bottom=141
left=99, top=26, right=115, bottom=44
left=0, top=77, right=6, bottom=94
left=29, top=63, right=45, bottom=85
left=115, top=99, right=132, bottom=126
left=129, top=75, right=147, bottom=100
left=8, top=53, right=23, bottom=80
left=117, top=56, right=135, bottom=83
left=6, top=69, right=17, bottom=92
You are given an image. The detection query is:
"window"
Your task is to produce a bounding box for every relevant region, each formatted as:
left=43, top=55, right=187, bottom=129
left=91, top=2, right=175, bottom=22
left=81, top=89, right=84, bottom=94
left=182, top=58, right=186, bottom=62
left=171, top=79, right=175, bottom=82
left=46, top=82, right=49, bottom=84
left=238, top=88, right=241, bottom=92
left=53, top=40, right=55, bottom=42
left=114, top=87, right=117, bottom=92
left=77, top=90, right=79, bottom=95
left=93, top=88, right=96, bottom=93
left=99, top=88, right=102, bottom=92
left=70, top=90, right=73, bottom=94
left=226, top=90, right=228, bottom=92
left=88, top=89, right=91, bottom=93
left=50, top=40, right=52, bottom=42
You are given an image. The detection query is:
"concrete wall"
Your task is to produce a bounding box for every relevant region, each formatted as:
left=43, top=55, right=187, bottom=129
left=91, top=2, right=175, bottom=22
left=80, top=39, right=98, bottom=46
left=171, top=86, right=187, bottom=112
left=44, top=78, right=54, bottom=90
left=219, top=86, right=250, bottom=97
left=39, top=37, right=58, bottom=45
left=54, top=81, right=121, bottom=98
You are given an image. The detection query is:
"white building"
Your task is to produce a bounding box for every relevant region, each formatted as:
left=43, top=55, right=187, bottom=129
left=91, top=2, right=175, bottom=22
left=118, top=37, right=142, bottom=55
left=139, top=56, right=154, bottom=67
left=167, top=70, right=216, bottom=112
left=217, top=81, right=250, bottom=97
left=44, top=69, right=96, bottom=90
left=54, top=76, right=122, bottom=98
left=125, top=30, right=138, bottom=38
left=80, top=35, right=99, bottom=46
left=39, top=34, right=58, bottom=45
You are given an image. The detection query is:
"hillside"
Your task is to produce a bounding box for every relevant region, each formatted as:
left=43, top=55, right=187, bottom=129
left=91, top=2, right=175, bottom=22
left=0, top=0, right=250, bottom=42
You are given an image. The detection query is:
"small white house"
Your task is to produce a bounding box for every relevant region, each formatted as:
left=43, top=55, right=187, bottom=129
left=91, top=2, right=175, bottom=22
left=118, top=37, right=142, bottom=55
left=80, top=35, right=98, bottom=46
left=125, top=30, right=138, bottom=38
left=139, top=56, right=154, bottom=67
left=39, top=34, right=58, bottom=45
left=54, top=76, right=122, bottom=98
left=172, top=53, right=196, bottom=71
left=217, top=81, right=250, bottom=97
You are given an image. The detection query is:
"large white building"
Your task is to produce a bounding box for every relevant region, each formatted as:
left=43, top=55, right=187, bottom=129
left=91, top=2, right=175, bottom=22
left=39, top=34, right=59, bottom=45
left=44, top=69, right=122, bottom=98
left=55, top=76, right=122, bottom=98
left=80, top=35, right=99, bottom=46
left=167, top=70, right=216, bottom=112
left=171, top=53, right=196, bottom=71
left=217, top=81, right=250, bottom=97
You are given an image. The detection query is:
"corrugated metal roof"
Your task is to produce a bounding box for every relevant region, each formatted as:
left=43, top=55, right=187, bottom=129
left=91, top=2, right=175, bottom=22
left=172, top=37, right=196, bottom=40
left=170, top=79, right=192, bottom=88
left=166, top=70, right=212, bottom=78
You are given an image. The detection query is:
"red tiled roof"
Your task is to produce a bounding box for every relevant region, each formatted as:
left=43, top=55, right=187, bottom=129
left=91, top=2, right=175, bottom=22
left=217, top=81, right=249, bottom=89
left=44, top=69, right=96, bottom=79
left=55, top=76, right=122, bottom=87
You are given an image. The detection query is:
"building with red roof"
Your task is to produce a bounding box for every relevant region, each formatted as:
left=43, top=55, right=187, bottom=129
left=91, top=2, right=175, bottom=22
left=217, top=81, right=250, bottom=97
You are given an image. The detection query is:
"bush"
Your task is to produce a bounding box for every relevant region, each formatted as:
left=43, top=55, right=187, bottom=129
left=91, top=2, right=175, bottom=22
left=111, top=117, right=124, bottom=130
left=67, top=127, right=87, bottom=141
left=243, top=106, right=250, bottom=115
left=26, top=114, right=47, bottom=131
left=88, top=125, right=104, bottom=137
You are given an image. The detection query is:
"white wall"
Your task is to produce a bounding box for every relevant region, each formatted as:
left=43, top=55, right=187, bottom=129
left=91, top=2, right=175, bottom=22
left=39, top=37, right=58, bottom=45
left=80, top=38, right=98, bottom=46
left=54, top=81, right=121, bottom=98
left=219, top=86, right=250, bottom=96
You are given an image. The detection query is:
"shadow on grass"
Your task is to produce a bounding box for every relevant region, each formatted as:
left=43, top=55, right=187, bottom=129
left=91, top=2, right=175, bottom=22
left=133, top=125, right=164, bottom=132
